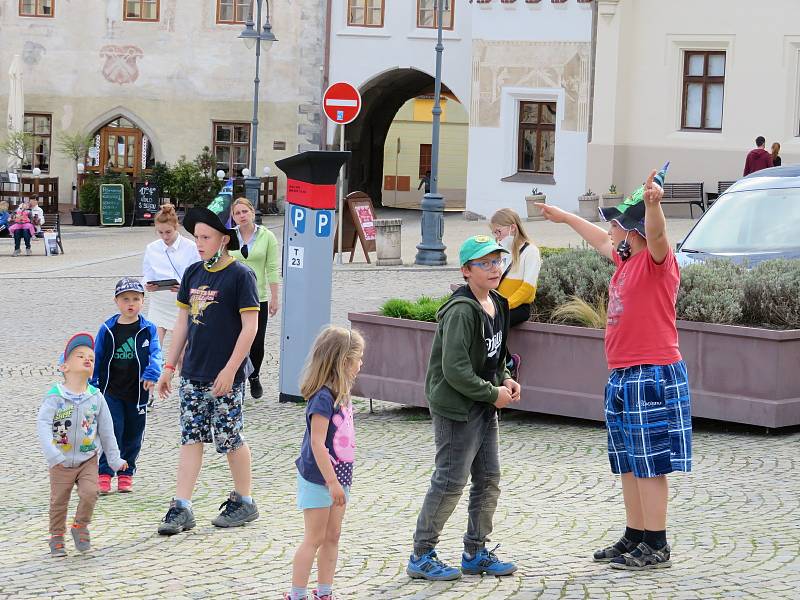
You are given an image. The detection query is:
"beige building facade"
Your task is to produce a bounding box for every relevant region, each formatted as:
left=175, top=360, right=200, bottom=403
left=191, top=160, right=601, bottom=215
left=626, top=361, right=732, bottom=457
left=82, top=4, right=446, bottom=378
left=588, top=0, right=800, bottom=206
left=382, top=96, right=468, bottom=210
left=0, top=0, right=326, bottom=205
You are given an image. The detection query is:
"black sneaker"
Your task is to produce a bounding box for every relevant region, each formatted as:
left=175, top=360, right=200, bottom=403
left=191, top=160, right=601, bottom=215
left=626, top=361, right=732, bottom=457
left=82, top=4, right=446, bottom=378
left=211, top=491, right=259, bottom=528
left=249, top=377, right=263, bottom=399
left=157, top=501, right=196, bottom=536
left=609, top=542, right=672, bottom=570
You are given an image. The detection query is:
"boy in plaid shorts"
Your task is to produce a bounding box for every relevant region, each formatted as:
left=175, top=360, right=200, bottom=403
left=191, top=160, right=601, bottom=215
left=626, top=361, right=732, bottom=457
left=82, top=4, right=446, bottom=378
left=536, top=164, right=691, bottom=570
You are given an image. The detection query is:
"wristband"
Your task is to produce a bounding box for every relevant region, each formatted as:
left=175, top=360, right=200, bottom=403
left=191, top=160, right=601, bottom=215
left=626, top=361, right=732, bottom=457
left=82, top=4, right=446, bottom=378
left=164, top=364, right=176, bottom=372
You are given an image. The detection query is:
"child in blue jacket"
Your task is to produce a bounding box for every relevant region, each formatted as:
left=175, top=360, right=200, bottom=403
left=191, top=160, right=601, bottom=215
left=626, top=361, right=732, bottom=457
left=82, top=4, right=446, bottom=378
left=91, top=278, right=161, bottom=494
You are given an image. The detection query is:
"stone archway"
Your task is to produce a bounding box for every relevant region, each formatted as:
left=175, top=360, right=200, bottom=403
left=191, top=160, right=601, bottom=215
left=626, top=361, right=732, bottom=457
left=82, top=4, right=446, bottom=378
left=344, top=68, right=459, bottom=206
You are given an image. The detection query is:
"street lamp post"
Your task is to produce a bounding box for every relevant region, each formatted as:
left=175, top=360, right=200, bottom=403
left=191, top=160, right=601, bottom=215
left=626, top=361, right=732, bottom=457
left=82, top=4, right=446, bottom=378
left=239, top=0, right=277, bottom=210
left=415, top=0, right=447, bottom=266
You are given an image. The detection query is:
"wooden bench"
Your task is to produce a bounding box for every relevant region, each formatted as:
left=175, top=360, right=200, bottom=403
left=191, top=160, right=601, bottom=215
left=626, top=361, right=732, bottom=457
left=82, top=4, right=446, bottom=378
left=662, top=182, right=705, bottom=218
left=705, top=180, right=736, bottom=208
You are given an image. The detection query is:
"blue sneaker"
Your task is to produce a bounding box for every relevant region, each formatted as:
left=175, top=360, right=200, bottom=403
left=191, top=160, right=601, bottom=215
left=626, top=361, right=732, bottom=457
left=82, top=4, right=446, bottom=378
left=461, top=544, right=517, bottom=576
left=407, top=550, right=462, bottom=581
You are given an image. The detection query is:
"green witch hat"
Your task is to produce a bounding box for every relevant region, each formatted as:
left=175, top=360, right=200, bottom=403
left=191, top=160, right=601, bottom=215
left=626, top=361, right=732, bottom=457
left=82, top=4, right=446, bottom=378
left=598, top=162, right=669, bottom=238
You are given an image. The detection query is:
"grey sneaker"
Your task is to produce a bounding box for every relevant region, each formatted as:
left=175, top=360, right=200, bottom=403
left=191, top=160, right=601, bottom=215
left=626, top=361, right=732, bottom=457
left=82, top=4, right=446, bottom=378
left=609, top=542, right=672, bottom=570
left=49, top=535, right=67, bottom=557
left=25, top=248, right=32, bottom=256
left=70, top=525, right=91, bottom=553
left=211, top=491, right=259, bottom=528
left=157, top=501, right=196, bottom=536
left=12, top=249, right=20, bottom=257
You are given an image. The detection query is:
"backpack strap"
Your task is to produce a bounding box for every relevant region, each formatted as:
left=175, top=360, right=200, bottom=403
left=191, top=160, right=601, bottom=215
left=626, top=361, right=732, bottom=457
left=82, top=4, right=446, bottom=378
left=499, top=242, right=529, bottom=284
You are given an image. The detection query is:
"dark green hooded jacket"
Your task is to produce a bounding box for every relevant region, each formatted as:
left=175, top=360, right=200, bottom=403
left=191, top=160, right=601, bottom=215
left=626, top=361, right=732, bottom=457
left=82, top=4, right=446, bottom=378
left=425, top=285, right=512, bottom=421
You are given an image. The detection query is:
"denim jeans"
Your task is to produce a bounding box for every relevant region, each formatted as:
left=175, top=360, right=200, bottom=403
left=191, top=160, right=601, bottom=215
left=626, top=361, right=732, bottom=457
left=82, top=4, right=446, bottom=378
left=13, top=228, right=31, bottom=250
left=413, top=402, right=501, bottom=557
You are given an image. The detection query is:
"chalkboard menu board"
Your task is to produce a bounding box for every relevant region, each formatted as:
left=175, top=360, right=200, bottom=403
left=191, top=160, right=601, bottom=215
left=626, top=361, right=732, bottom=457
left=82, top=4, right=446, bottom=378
left=100, top=184, right=125, bottom=226
left=135, top=182, right=160, bottom=221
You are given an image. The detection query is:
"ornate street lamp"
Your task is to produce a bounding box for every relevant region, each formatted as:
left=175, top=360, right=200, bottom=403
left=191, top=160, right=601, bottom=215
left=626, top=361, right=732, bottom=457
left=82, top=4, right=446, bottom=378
left=415, top=0, right=447, bottom=266
left=239, top=0, right=277, bottom=210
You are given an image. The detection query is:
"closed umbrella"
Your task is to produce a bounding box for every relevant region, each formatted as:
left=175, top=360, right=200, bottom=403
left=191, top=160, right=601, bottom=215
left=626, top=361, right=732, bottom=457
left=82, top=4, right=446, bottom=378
left=6, top=54, right=24, bottom=172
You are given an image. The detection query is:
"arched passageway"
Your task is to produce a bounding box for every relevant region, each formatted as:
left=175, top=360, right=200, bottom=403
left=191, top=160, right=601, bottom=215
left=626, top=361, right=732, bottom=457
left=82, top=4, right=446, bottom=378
left=343, top=68, right=459, bottom=205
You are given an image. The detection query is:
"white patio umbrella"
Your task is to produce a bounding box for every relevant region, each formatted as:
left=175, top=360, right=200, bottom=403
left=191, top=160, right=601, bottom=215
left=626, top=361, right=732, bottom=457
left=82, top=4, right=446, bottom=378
left=6, top=54, right=24, bottom=172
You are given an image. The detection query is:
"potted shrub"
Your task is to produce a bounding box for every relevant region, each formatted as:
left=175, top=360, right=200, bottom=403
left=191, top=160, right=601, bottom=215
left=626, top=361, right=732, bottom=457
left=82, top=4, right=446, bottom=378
left=602, top=184, right=623, bottom=208
left=79, top=176, right=100, bottom=226
left=577, top=188, right=600, bottom=221
left=525, top=187, right=546, bottom=221
left=56, top=130, right=93, bottom=216
left=350, top=253, right=800, bottom=428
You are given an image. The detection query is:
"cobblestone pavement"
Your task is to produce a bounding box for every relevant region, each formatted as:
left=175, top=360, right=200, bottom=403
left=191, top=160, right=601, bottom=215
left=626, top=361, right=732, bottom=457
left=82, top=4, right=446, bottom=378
left=1, top=224, right=798, bottom=599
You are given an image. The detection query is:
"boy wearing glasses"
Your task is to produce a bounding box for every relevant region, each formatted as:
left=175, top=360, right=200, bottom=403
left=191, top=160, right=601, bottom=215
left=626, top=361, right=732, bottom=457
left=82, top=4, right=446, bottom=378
left=407, top=235, right=521, bottom=581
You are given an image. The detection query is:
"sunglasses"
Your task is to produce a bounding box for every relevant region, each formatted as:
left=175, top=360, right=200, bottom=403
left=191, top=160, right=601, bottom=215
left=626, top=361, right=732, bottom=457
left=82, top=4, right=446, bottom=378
left=240, top=244, right=249, bottom=259
left=468, top=258, right=503, bottom=271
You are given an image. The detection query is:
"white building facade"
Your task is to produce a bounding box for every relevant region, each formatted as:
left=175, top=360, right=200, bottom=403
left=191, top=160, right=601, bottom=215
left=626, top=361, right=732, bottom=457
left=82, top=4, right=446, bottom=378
left=328, top=0, right=594, bottom=217
left=588, top=0, right=800, bottom=206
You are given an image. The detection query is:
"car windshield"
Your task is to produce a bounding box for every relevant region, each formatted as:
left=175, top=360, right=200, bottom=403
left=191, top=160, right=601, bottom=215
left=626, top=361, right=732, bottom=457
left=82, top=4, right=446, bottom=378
left=681, top=187, right=800, bottom=253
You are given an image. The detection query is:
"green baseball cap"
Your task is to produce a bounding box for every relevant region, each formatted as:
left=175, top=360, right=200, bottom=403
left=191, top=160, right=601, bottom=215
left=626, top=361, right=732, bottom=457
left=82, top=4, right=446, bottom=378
left=459, top=235, right=508, bottom=266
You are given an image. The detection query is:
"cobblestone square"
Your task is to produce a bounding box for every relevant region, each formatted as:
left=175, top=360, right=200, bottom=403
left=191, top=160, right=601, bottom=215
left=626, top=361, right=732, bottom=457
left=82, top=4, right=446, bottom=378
left=1, top=225, right=798, bottom=599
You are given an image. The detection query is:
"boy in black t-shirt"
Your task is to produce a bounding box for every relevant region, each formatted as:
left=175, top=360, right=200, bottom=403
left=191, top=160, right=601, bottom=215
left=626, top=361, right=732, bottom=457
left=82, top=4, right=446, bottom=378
left=156, top=207, right=260, bottom=536
left=92, top=278, right=162, bottom=494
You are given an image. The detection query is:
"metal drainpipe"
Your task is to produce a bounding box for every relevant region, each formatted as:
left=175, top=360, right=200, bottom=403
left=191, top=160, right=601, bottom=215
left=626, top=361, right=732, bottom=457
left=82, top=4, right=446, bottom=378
left=321, top=0, right=333, bottom=150
left=588, top=0, right=598, bottom=144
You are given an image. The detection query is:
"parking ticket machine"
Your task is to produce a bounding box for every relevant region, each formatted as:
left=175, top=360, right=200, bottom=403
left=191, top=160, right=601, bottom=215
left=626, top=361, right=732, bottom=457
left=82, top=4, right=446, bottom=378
left=276, top=150, right=350, bottom=403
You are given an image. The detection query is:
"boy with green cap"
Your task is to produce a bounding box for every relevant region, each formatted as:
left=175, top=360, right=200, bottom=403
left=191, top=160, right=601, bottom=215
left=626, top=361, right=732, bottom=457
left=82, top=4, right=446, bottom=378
left=407, top=235, right=521, bottom=581
left=536, top=164, right=692, bottom=571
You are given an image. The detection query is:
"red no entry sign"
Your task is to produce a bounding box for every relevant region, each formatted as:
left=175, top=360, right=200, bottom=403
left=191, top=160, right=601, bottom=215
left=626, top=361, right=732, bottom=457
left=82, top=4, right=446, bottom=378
left=323, top=82, right=362, bottom=125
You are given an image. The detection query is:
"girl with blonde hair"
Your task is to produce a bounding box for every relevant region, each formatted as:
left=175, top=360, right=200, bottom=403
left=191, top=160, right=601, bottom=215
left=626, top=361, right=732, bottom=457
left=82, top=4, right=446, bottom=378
left=285, top=326, right=365, bottom=600
left=490, top=208, right=541, bottom=376
left=142, top=203, right=201, bottom=347
left=230, top=196, right=281, bottom=399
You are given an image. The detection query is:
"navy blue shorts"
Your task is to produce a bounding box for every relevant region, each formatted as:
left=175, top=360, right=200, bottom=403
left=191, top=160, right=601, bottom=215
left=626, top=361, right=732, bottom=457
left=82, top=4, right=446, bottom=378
left=605, top=361, right=692, bottom=478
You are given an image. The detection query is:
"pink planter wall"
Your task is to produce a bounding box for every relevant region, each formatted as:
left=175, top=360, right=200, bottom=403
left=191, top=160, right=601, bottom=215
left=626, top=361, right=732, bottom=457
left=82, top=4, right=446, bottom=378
left=348, top=312, right=800, bottom=428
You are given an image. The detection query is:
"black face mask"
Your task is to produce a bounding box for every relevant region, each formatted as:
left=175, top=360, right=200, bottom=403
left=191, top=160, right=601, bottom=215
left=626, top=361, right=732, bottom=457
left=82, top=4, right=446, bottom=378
left=616, top=232, right=632, bottom=261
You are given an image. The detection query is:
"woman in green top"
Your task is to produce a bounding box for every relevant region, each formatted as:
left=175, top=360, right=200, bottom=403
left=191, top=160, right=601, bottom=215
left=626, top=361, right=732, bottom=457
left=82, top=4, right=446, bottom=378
left=230, top=197, right=281, bottom=399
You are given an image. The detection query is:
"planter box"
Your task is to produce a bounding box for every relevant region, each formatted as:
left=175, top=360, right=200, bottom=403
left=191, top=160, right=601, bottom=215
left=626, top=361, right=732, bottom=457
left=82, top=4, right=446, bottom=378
left=348, top=312, right=800, bottom=428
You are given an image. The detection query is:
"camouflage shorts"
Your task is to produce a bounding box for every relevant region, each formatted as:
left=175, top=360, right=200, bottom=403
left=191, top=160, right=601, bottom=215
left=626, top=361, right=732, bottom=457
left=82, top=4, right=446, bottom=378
left=178, top=378, right=245, bottom=454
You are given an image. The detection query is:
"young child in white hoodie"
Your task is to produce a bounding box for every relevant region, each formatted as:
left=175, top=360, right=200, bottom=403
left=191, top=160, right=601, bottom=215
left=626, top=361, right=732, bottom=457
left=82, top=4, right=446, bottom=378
left=37, top=333, right=127, bottom=557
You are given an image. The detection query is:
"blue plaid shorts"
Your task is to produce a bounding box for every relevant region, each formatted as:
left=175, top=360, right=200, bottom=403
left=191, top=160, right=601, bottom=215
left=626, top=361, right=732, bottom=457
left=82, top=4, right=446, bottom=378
left=179, top=378, right=246, bottom=454
left=604, top=361, right=692, bottom=478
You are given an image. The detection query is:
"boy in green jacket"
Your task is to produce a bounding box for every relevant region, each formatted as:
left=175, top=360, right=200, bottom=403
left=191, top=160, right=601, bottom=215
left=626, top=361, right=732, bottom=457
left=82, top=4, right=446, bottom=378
left=407, top=235, right=521, bottom=581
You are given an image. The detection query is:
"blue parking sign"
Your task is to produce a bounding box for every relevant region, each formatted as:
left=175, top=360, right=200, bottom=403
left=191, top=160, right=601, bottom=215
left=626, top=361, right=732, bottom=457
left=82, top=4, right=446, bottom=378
left=315, top=210, right=333, bottom=238
left=290, top=205, right=306, bottom=233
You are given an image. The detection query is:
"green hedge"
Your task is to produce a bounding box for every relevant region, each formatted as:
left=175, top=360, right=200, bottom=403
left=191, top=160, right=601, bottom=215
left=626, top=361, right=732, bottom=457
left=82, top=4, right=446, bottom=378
left=380, top=249, right=800, bottom=330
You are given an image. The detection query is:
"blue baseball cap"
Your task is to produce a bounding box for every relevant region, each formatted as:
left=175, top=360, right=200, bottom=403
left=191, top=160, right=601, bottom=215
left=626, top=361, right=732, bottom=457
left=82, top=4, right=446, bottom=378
left=458, top=235, right=508, bottom=266
left=115, top=277, right=145, bottom=297
left=58, top=332, right=94, bottom=365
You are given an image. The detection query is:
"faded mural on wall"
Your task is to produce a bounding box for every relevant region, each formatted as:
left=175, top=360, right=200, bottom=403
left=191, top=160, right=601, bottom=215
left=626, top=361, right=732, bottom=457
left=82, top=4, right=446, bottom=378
left=100, top=45, right=144, bottom=85
left=471, top=40, right=591, bottom=133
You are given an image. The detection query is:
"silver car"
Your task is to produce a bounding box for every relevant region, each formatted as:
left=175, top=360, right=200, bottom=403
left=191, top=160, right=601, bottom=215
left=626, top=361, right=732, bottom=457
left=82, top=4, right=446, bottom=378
left=676, top=166, right=800, bottom=267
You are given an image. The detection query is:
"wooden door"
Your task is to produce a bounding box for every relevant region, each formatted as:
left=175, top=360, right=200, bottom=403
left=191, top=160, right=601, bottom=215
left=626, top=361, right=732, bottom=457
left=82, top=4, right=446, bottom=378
left=100, top=127, right=142, bottom=177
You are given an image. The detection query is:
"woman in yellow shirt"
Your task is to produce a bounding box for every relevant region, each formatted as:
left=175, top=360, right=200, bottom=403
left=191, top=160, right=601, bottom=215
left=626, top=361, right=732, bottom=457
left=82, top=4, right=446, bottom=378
left=490, top=208, right=541, bottom=377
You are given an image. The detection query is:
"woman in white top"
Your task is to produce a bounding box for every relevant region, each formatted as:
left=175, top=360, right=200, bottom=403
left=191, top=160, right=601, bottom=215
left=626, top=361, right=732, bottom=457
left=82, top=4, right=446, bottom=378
left=142, top=203, right=201, bottom=346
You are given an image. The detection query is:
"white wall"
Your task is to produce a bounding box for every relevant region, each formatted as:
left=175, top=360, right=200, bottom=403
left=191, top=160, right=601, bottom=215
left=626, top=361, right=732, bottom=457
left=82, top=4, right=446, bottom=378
left=588, top=0, right=800, bottom=200
left=466, top=0, right=593, bottom=217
